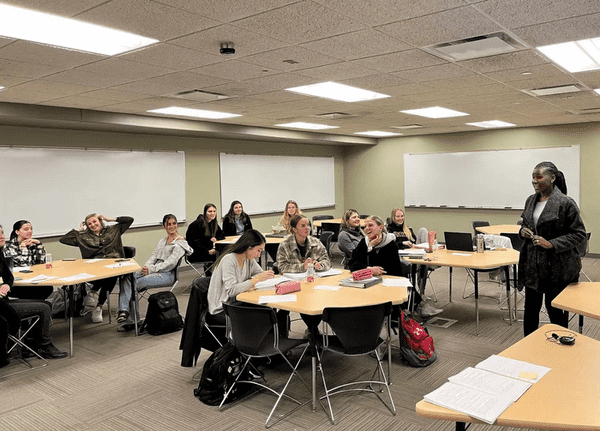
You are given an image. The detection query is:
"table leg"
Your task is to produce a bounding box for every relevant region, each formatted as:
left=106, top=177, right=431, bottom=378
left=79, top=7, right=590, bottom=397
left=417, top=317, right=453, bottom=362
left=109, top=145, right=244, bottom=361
left=579, top=315, right=584, bottom=334
left=66, top=285, right=74, bottom=357
left=474, top=269, right=479, bottom=336
left=301, top=314, right=322, bottom=412
left=505, top=266, right=512, bottom=326
left=449, top=267, right=453, bottom=302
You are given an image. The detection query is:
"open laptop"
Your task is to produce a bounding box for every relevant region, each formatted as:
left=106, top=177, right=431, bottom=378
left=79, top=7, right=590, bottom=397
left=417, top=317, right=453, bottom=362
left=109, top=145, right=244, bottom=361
left=444, top=231, right=474, bottom=252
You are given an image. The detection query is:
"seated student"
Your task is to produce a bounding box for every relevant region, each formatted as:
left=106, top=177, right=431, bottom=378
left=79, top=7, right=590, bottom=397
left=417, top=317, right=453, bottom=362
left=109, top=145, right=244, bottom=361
left=186, top=204, right=225, bottom=270
left=278, top=200, right=302, bottom=234
left=3, top=220, right=53, bottom=300
left=222, top=201, right=253, bottom=236
left=387, top=208, right=416, bottom=250
left=59, top=214, right=134, bottom=324
left=119, top=214, right=193, bottom=331
left=337, top=209, right=364, bottom=266
left=206, top=230, right=275, bottom=324
left=276, top=215, right=331, bottom=274
left=0, top=298, right=19, bottom=368
left=0, top=225, right=67, bottom=359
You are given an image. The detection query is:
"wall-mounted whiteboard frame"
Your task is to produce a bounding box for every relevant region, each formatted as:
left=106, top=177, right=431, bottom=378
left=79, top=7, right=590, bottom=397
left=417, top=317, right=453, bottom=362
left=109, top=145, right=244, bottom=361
left=219, top=153, right=335, bottom=216
left=0, top=147, right=186, bottom=237
left=404, top=146, right=580, bottom=209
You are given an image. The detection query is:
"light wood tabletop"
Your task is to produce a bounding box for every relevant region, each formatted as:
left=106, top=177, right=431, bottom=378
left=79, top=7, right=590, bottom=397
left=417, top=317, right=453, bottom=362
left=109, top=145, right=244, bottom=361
left=407, top=248, right=520, bottom=334
left=476, top=224, right=521, bottom=235
left=13, top=258, right=141, bottom=356
left=552, top=282, right=600, bottom=334
left=312, top=218, right=366, bottom=228
left=416, top=323, right=600, bottom=431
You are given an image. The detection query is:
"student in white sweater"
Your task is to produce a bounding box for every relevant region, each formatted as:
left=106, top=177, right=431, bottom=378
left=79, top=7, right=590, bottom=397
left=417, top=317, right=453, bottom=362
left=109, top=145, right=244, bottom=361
left=206, top=230, right=274, bottom=324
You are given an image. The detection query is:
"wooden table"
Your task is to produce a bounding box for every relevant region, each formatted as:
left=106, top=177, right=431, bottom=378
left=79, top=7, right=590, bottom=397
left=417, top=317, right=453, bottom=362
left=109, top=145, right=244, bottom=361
left=216, top=233, right=286, bottom=269
left=476, top=224, right=521, bottom=235
left=13, top=258, right=140, bottom=356
left=416, top=323, right=600, bottom=430
left=408, top=248, right=519, bottom=334
left=312, top=218, right=366, bottom=228
left=552, top=282, right=600, bottom=334
left=237, top=271, right=408, bottom=412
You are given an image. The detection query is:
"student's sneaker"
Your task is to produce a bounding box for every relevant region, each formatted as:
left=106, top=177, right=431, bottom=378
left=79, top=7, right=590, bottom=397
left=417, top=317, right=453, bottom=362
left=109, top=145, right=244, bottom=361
left=37, top=343, right=68, bottom=359
left=91, top=306, right=103, bottom=323
left=419, top=302, right=444, bottom=318
left=83, top=290, right=99, bottom=308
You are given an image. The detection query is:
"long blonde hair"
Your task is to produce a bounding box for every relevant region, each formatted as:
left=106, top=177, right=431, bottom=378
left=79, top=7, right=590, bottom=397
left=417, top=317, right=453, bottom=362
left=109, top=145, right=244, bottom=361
left=390, top=208, right=414, bottom=241
left=281, top=200, right=302, bottom=231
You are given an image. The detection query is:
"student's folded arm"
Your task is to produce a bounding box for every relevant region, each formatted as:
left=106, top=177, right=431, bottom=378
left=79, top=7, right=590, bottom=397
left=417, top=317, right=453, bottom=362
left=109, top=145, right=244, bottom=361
left=116, top=216, right=134, bottom=234
left=348, top=241, right=368, bottom=272
left=313, top=244, right=331, bottom=271
left=59, top=229, right=81, bottom=247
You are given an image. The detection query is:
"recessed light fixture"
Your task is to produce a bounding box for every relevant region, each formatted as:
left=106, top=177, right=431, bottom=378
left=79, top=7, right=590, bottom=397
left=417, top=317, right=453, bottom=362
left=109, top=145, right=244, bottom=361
left=594, top=89, right=600, bottom=95
left=354, top=131, right=402, bottom=137
left=285, top=81, right=390, bottom=102
left=538, top=38, right=600, bottom=73
left=400, top=106, right=469, bottom=119
left=275, top=122, right=339, bottom=130
left=466, top=120, right=516, bottom=128
left=148, top=107, right=241, bottom=119
left=0, top=4, right=158, bottom=55
left=527, top=85, right=581, bottom=96
left=390, top=124, right=424, bottom=130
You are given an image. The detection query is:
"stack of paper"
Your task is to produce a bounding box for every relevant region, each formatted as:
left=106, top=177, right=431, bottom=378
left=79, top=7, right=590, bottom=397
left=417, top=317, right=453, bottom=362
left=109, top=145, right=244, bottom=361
left=254, top=276, right=291, bottom=291
left=423, top=355, right=550, bottom=424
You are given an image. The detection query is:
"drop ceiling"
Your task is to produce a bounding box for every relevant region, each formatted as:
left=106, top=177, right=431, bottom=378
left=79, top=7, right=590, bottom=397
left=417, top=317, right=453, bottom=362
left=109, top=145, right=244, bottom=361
left=2, top=0, right=600, bottom=145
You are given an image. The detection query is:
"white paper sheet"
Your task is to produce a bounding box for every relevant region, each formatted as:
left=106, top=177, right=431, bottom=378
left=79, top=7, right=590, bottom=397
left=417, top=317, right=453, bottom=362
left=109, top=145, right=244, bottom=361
left=85, top=258, right=105, bottom=263
left=476, top=355, right=550, bottom=383
left=317, top=268, right=344, bottom=277
left=314, top=285, right=341, bottom=291
left=258, top=294, right=297, bottom=304
left=448, top=367, right=532, bottom=402
left=12, top=266, right=31, bottom=273
left=382, top=278, right=412, bottom=287
left=59, top=273, right=96, bottom=282
left=282, top=272, right=308, bottom=280
left=254, top=276, right=291, bottom=291
left=26, top=274, right=59, bottom=284
left=105, top=261, right=137, bottom=269
left=451, top=252, right=472, bottom=256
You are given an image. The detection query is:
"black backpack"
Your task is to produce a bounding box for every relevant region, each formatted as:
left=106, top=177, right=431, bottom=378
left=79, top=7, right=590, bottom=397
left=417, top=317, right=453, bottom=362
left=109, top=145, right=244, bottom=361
left=141, top=291, right=183, bottom=335
left=194, top=341, right=251, bottom=406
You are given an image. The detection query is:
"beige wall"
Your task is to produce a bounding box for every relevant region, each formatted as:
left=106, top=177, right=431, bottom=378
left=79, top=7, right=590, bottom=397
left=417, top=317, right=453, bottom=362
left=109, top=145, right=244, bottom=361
left=1, top=125, right=346, bottom=262
left=343, top=123, right=600, bottom=254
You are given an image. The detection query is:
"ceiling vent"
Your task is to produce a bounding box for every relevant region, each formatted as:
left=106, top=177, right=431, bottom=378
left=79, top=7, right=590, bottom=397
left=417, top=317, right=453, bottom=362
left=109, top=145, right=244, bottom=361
left=390, top=124, right=425, bottom=130
left=423, top=32, right=526, bottom=61
left=524, top=85, right=582, bottom=97
left=312, top=112, right=358, bottom=120
left=574, top=107, right=600, bottom=115
left=172, top=89, right=231, bottom=102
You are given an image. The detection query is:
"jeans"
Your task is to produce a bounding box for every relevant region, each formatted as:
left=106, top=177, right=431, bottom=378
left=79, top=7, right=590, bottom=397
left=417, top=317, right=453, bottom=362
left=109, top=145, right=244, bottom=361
left=119, top=271, right=175, bottom=324
left=8, top=299, right=53, bottom=346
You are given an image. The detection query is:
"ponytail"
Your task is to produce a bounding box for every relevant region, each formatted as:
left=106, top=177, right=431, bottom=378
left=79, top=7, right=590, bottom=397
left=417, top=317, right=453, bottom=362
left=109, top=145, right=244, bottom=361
left=535, top=161, right=567, bottom=195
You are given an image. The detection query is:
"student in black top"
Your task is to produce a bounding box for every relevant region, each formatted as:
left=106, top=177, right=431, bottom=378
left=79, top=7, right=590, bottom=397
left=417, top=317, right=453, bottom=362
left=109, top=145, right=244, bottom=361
left=186, top=203, right=226, bottom=265
left=222, top=200, right=253, bottom=236
left=387, top=208, right=416, bottom=249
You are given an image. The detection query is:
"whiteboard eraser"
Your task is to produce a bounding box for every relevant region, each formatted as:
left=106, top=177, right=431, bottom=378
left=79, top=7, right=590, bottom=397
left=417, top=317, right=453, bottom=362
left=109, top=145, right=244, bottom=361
left=458, top=206, right=465, bottom=208
left=505, top=207, right=512, bottom=209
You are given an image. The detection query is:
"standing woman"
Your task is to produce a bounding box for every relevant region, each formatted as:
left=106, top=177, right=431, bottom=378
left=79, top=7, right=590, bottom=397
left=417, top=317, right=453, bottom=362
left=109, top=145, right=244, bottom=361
left=3, top=220, right=53, bottom=300
left=519, top=161, right=586, bottom=336
left=387, top=208, right=416, bottom=249
left=337, top=209, right=364, bottom=264
left=279, top=200, right=302, bottom=234
left=186, top=203, right=226, bottom=266
left=222, top=200, right=253, bottom=236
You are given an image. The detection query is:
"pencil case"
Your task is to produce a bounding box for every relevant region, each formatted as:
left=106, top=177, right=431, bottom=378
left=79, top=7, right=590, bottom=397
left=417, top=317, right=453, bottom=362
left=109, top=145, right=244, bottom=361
left=275, top=280, right=301, bottom=295
left=352, top=268, right=373, bottom=281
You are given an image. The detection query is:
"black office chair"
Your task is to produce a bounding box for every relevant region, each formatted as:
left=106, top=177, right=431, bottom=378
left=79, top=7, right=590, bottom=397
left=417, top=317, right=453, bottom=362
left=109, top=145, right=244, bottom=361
left=221, top=302, right=311, bottom=428
left=577, top=232, right=592, bottom=282
left=359, top=214, right=370, bottom=219
left=312, top=215, right=334, bottom=237
left=500, top=232, right=525, bottom=252
left=320, top=222, right=340, bottom=254
left=319, top=231, right=334, bottom=257
left=318, top=301, right=395, bottom=424
left=472, top=220, right=490, bottom=236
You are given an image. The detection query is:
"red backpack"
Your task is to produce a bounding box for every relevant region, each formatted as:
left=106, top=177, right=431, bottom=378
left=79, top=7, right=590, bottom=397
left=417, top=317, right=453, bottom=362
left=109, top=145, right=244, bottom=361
left=399, top=310, right=437, bottom=367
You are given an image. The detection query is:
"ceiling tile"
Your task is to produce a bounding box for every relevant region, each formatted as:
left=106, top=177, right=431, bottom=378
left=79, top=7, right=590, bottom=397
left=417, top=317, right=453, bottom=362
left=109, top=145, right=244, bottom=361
left=1, top=0, right=108, bottom=16
left=39, top=95, right=114, bottom=109
left=146, top=71, right=231, bottom=90
left=79, top=88, right=148, bottom=103
left=158, top=0, right=297, bottom=22
left=0, top=75, right=32, bottom=88
left=295, top=61, right=379, bottom=81
left=119, top=43, right=225, bottom=69
left=239, top=46, right=340, bottom=71
left=300, top=29, right=412, bottom=61
left=340, top=74, right=411, bottom=90
left=426, top=74, right=496, bottom=89
left=75, top=58, right=176, bottom=80
left=76, top=0, right=221, bottom=40
left=191, top=60, right=280, bottom=81
left=12, top=80, right=98, bottom=95
left=242, top=73, right=316, bottom=91
left=351, top=49, right=446, bottom=73
left=392, top=63, right=476, bottom=82
left=485, top=64, right=565, bottom=83
left=42, top=70, right=136, bottom=87
left=0, top=41, right=101, bottom=68
left=507, top=75, right=580, bottom=91
left=458, top=50, right=548, bottom=74
left=0, top=58, right=63, bottom=79
left=514, top=13, right=600, bottom=46
left=233, top=2, right=365, bottom=44
left=377, top=6, right=501, bottom=47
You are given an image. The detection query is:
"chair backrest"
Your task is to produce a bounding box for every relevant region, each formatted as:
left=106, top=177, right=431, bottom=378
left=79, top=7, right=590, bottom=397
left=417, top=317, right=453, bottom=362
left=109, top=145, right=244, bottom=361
left=312, top=215, right=334, bottom=222
left=500, top=232, right=524, bottom=252
left=222, top=302, right=277, bottom=356
left=322, top=302, right=392, bottom=355
left=416, top=227, right=428, bottom=244
left=319, top=231, right=334, bottom=255
left=359, top=214, right=369, bottom=219
left=124, top=246, right=136, bottom=259
left=321, top=223, right=340, bottom=242
left=172, top=255, right=185, bottom=284
left=577, top=232, right=591, bottom=258
left=472, top=220, right=490, bottom=236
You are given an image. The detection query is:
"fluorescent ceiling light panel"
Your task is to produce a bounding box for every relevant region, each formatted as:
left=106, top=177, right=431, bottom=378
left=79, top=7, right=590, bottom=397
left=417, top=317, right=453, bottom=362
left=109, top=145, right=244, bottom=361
left=466, top=120, right=515, bottom=128
left=538, top=38, right=600, bottom=73
left=400, top=106, right=469, bottom=119
left=148, top=107, right=241, bottom=119
left=0, top=4, right=158, bottom=55
left=285, top=81, right=390, bottom=102
left=275, top=122, right=339, bottom=130
left=354, top=131, right=402, bottom=137
left=529, top=85, right=581, bottom=96
left=594, top=89, right=600, bottom=95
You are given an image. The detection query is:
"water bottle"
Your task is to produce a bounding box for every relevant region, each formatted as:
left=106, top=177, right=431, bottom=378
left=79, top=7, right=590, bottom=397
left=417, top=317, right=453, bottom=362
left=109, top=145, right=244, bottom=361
left=307, top=262, right=315, bottom=282
left=476, top=234, right=484, bottom=253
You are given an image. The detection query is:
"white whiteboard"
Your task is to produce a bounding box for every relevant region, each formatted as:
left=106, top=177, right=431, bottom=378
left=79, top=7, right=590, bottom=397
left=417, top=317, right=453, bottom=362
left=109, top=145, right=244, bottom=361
left=404, top=146, right=580, bottom=209
left=219, top=153, right=335, bottom=215
left=0, top=147, right=186, bottom=237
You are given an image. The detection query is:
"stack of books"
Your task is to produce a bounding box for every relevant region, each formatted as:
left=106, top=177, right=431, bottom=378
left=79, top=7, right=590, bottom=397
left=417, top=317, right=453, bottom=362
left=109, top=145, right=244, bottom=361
left=339, top=276, right=382, bottom=288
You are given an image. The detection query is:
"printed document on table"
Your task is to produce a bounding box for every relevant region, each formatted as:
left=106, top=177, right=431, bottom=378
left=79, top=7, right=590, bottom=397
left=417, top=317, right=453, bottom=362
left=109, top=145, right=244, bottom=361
left=27, top=274, right=59, bottom=284
left=282, top=272, right=308, bottom=281
left=59, top=273, right=96, bottom=282
left=258, top=295, right=297, bottom=304
left=448, top=367, right=532, bottom=402
left=476, top=355, right=550, bottom=383
left=314, top=285, right=341, bottom=291
left=424, top=382, right=514, bottom=425
left=13, top=266, right=31, bottom=273
left=105, top=261, right=137, bottom=269
left=317, top=268, right=344, bottom=277
left=382, top=278, right=412, bottom=287
left=255, top=276, right=291, bottom=291
left=85, top=258, right=104, bottom=263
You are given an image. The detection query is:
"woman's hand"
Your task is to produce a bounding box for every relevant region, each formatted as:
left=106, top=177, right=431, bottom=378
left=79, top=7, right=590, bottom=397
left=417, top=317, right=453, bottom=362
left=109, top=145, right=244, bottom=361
left=141, top=266, right=149, bottom=276
left=532, top=235, right=553, bottom=249
left=210, top=237, right=217, bottom=243
left=521, top=227, right=534, bottom=239
left=368, top=233, right=382, bottom=248
left=370, top=266, right=386, bottom=276
left=251, top=270, right=275, bottom=287
left=78, top=221, right=86, bottom=231
left=0, top=284, right=10, bottom=298
left=208, top=248, right=216, bottom=255
left=20, top=238, right=40, bottom=248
